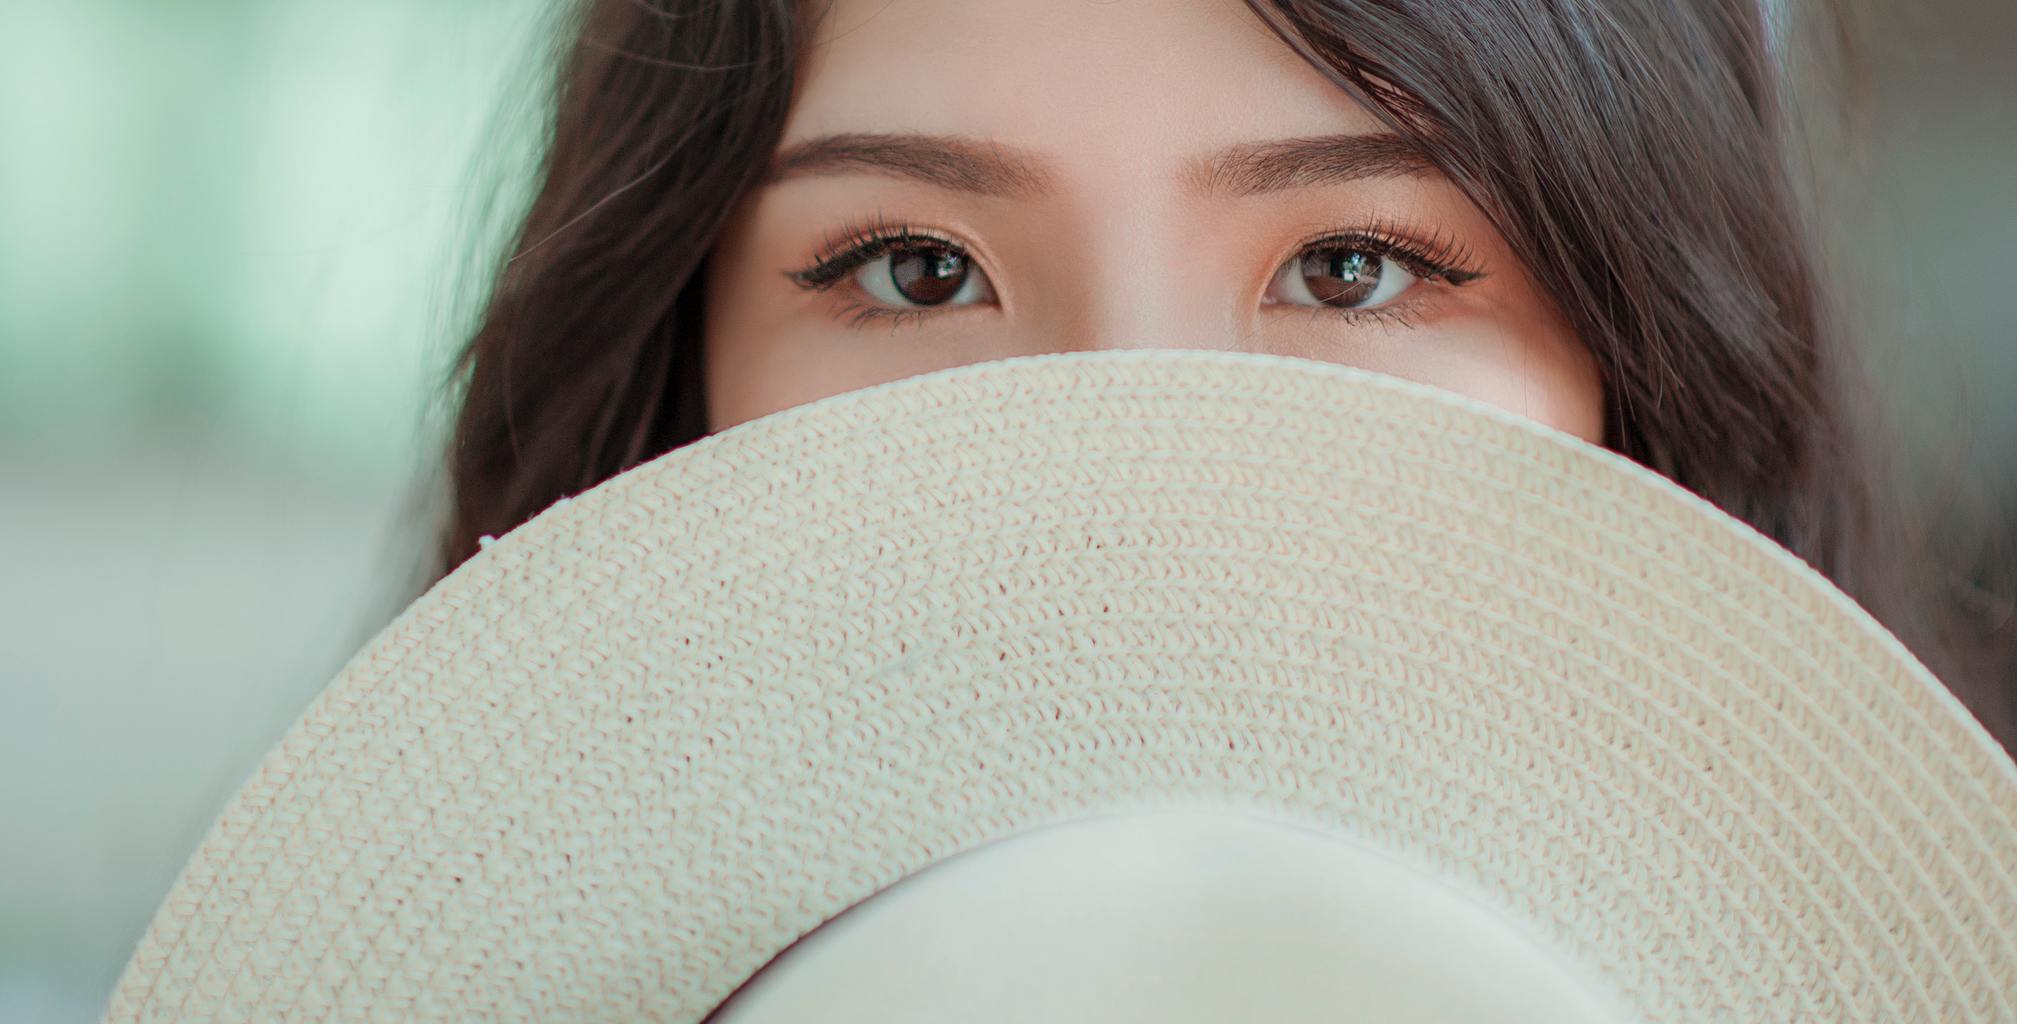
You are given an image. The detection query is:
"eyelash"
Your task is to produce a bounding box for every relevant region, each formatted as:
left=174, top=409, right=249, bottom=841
left=783, top=211, right=1486, bottom=330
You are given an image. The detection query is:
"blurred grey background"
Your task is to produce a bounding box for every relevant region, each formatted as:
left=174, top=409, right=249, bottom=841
left=0, top=0, right=2011, bottom=1020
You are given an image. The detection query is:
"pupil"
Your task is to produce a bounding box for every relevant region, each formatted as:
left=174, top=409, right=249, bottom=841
left=1302, top=249, right=1380, bottom=307
left=890, top=245, right=968, bottom=305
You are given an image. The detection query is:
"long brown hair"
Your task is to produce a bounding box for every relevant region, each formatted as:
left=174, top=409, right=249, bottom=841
left=428, top=0, right=2012, bottom=749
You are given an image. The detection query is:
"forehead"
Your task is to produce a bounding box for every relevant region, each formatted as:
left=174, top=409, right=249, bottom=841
left=786, top=0, right=1384, bottom=158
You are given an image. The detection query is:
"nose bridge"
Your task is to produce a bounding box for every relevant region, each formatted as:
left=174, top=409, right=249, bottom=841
left=1037, top=189, right=1232, bottom=354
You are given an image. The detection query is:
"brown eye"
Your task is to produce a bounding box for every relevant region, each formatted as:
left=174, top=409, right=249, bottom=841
left=860, top=243, right=995, bottom=308
left=1265, top=247, right=1416, bottom=310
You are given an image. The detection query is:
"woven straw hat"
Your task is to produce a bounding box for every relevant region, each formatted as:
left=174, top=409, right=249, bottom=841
left=101, top=349, right=2017, bottom=1022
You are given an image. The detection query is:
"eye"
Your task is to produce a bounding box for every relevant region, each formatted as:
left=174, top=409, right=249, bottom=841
left=784, top=216, right=999, bottom=326
left=785, top=216, right=1484, bottom=330
left=856, top=242, right=997, bottom=309
left=1259, top=224, right=1486, bottom=321
left=1264, top=246, right=1417, bottom=310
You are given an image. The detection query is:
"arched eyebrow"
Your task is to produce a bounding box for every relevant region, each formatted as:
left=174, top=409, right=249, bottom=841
left=764, top=131, right=1436, bottom=199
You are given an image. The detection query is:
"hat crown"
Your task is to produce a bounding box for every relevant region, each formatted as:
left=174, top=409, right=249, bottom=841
left=710, top=808, right=1629, bottom=1023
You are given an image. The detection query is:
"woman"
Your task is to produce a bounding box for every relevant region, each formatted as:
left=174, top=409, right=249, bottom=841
left=431, top=0, right=2011, bottom=748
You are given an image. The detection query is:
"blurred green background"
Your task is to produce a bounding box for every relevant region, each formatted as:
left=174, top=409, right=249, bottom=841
left=0, top=1, right=553, bottom=1018
left=1, top=1, right=2011, bottom=1020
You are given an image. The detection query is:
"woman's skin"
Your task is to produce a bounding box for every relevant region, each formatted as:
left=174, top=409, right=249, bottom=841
left=702, top=0, right=1604, bottom=442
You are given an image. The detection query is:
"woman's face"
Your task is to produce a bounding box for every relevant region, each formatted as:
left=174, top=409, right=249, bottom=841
left=702, top=0, right=1603, bottom=442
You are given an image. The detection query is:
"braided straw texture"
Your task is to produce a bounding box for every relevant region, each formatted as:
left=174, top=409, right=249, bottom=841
left=101, top=349, right=2017, bottom=1022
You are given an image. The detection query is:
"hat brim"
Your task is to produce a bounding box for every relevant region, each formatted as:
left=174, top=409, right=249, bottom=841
left=102, top=349, right=2017, bottom=1022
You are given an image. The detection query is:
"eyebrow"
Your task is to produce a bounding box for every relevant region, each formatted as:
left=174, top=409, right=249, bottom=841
left=764, top=131, right=1437, bottom=199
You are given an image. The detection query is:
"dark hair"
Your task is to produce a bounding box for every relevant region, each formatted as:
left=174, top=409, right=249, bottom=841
left=430, top=0, right=2011, bottom=749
